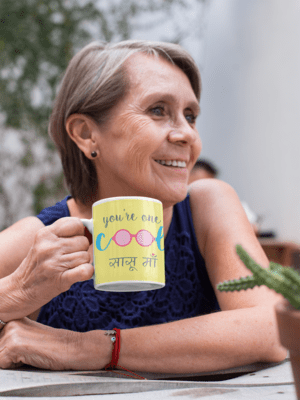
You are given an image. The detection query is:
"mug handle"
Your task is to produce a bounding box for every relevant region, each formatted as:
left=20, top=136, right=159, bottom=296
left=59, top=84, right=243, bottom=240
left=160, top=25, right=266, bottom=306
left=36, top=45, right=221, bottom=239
left=81, top=218, right=93, bottom=235
left=80, top=219, right=95, bottom=276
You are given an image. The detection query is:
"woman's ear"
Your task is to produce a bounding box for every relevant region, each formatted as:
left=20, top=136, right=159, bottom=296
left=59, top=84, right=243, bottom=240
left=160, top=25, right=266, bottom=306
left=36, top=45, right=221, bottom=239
left=66, top=114, right=99, bottom=159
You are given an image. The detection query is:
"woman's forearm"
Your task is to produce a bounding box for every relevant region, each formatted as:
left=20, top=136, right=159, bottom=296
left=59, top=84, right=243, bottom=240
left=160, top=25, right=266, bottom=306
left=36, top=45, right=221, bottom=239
left=115, top=305, right=286, bottom=373
left=0, top=303, right=287, bottom=372
left=68, top=303, right=286, bottom=373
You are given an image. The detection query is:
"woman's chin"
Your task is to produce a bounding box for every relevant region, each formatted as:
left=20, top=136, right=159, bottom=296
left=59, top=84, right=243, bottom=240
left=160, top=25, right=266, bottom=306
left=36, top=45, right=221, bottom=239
left=159, top=186, right=188, bottom=206
left=122, top=181, right=188, bottom=205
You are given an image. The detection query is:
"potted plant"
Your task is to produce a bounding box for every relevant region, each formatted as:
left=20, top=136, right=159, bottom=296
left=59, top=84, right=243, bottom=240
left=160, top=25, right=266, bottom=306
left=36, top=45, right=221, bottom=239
left=217, top=245, right=300, bottom=398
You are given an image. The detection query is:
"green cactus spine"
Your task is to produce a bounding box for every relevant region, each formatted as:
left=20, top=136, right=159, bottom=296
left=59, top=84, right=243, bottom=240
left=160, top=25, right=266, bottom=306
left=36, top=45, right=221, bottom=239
left=217, top=244, right=300, bottom=310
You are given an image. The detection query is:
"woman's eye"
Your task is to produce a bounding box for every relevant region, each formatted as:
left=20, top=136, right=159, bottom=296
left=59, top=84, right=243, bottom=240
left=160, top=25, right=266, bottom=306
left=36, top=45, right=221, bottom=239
left=185, top=113, right=196, bottom=124
left=150, top=106, right=165, bottom=116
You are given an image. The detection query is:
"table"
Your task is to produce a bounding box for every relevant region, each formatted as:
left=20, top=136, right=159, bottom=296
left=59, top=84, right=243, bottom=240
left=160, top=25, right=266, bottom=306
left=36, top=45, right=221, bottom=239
left=0, top=358, right=295, bottom=399
left=259, top=239, right=300, bottom=268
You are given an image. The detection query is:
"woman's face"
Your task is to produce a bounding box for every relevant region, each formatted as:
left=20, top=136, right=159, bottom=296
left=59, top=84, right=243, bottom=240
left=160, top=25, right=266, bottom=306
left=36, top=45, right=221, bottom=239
left=95, top=52, right=202, bottom=206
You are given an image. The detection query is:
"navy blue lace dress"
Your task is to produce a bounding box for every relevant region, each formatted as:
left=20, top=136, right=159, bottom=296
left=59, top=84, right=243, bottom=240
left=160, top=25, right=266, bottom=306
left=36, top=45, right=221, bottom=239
left=36, top=195, right=219, bottom=331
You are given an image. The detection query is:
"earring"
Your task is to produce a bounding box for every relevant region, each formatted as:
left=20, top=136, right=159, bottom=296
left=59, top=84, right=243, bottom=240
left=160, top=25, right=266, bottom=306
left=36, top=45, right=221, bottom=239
left=91, top=151, right=97, bottom=158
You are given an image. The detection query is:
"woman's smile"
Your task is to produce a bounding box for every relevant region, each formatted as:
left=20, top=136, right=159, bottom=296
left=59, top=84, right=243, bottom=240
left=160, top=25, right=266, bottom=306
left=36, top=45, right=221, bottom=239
left=155, top=160, right=187, bottom=168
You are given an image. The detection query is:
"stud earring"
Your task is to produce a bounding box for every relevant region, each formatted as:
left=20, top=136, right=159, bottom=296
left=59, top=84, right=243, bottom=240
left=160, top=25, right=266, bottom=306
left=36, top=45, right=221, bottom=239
left=91, top=151, right=97, bottom=158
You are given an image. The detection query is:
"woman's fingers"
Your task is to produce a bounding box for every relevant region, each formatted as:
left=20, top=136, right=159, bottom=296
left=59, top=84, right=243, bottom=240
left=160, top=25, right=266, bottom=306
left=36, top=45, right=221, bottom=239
left=58, top=249, right=94, bottom=291
left=33, top=218, right=90, bottom=260
left=59, top=250, right=91, bottom=269
left=12, top=218, right=94, bottom=309
left=63, top=263, right=94, bottom=288
left=55, top=235, right=90, bottom=255
left=49, top=217, right=86, bottom=238
left=2, top=218, right=94, bottom=320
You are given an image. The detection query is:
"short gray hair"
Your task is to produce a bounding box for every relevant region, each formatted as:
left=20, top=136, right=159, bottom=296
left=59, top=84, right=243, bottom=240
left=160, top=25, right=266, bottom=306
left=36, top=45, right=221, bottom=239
left=49, top=40, right=201, bottom=204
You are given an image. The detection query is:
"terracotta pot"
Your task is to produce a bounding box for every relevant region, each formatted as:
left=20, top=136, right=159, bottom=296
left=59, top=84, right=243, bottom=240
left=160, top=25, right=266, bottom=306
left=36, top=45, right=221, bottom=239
left=276, top=300, right=300, bottom=399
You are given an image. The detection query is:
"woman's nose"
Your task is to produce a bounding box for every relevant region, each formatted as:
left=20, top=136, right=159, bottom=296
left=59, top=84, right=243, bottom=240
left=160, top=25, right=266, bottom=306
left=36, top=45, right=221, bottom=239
left=167, top=126, right=198, bottom=145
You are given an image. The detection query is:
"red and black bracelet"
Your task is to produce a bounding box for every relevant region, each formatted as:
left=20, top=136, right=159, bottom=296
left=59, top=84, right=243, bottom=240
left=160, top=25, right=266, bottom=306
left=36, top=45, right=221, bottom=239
left=104, top=328, right=121, bottom=370
left=104, top=328, right=146, bottom=380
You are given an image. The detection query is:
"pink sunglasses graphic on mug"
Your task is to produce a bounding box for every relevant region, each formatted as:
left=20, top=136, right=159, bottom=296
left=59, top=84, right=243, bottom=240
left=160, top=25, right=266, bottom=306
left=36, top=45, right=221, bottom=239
left=95, top=227, right=164, bottom=251
left=112, top=229, right=154, bottom=247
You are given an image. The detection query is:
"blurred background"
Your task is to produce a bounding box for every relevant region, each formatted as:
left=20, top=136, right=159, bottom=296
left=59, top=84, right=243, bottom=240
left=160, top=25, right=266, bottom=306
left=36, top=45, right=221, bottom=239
left=0, top=0, right=299, bottom=243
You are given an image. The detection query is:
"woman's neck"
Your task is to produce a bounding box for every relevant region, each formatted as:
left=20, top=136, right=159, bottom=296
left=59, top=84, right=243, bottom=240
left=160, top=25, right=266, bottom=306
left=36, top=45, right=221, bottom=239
left=67, top=198, right=93, bottom=219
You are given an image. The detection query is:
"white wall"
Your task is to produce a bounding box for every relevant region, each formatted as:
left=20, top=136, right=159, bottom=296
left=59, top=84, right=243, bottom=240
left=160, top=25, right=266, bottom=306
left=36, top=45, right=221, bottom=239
left=197, top=0, right=300, bottom=241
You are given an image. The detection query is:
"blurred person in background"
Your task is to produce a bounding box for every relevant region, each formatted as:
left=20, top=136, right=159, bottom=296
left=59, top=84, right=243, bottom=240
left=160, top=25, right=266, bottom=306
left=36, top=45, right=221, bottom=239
left=188, top=159, right=218, bottom=182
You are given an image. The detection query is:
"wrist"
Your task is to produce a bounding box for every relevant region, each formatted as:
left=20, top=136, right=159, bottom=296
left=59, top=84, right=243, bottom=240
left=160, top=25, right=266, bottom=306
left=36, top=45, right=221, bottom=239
left=0, top=274, right=17, bottom=322
left=74, top=330, right=112, bottom=370
left=0, top=272, right=35, bottom=322
left=104, top=329, right=146, bottom=379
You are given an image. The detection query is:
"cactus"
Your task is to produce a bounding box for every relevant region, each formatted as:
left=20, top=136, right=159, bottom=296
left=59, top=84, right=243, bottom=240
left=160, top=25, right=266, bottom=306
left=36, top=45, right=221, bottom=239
left=217, top=244, right=300, bottom=310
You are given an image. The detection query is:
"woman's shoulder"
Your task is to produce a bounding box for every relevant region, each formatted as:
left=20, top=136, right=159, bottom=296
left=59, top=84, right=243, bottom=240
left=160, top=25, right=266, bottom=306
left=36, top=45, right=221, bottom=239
left=188, top=179, right=245, bottom=251
left=188, top=179, right=241, bottom=215
left=189, top=178, right=237, bottom=200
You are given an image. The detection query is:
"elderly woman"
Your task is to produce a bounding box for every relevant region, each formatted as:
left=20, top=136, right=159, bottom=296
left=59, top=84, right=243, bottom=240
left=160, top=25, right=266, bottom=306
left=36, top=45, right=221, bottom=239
left=0, top=40, right=286, bottom=372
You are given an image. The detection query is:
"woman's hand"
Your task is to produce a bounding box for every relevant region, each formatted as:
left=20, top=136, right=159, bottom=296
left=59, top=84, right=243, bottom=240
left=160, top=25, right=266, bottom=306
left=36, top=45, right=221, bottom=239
left=0, top=318, right=110, bottom=371
left=0, top=318, right=80, bottom=370
left=2, top=217, right=94, bottom=321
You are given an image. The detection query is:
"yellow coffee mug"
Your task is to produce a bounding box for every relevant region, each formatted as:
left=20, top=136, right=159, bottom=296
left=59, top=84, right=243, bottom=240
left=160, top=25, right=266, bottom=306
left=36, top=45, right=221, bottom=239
left=81, top=197, right=165, bottom=292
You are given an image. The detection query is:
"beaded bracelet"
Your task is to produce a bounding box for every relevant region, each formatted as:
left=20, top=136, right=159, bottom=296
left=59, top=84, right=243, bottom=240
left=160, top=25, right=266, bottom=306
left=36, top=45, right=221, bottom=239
left=0, top=319, right=6, bottom=330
